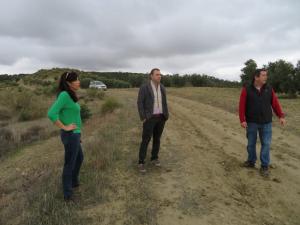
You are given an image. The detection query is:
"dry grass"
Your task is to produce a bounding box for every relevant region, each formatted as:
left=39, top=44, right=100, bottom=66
left=168, top=87, right=300, bottom=136
left=0, top=119, right=59, bottom=158
left=86, top=88, right=105, bottom=100
left=276, top=97, right=300, bottom=135
left=0, top=87, right=49, bottom=122
left=101, top=97, right=122, bottom=114
left=168, top=87, right=240, bottom=114
left=0, top=106, right=13, bottom=120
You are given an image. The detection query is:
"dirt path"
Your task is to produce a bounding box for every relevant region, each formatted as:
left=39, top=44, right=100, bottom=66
left=150, top=94, right=300, bottom=225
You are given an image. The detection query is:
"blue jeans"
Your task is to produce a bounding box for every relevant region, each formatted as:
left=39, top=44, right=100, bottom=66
left=60, top=130, right=84, bottom=198
left=246, top=122, right=272, bottom=167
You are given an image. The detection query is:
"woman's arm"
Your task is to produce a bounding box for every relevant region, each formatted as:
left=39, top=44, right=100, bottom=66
left=54, top=120, right=77, bottom=131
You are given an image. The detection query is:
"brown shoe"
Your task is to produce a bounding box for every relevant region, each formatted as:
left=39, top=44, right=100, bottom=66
left=151, top=159, right=161, bottom=167
left=242, top=161, right=255, bottom=168
left=138, top=163, right=146, bottom=173
left=260, top=166, right=270, bottom=178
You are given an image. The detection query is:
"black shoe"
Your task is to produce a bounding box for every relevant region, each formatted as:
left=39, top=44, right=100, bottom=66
left=64, top=195, right=74, bottom=202
left=260, top=166, right=270, bottom=177
left=72, top=183, right=80, bottom=188
left=242, top=161, right=255, bottom=168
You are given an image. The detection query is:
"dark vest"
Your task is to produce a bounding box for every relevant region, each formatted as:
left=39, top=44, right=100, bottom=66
left=245, top=84, right=273, bottom=124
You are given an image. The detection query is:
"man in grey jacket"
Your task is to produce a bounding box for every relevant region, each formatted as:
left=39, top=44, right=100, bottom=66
left=137, top=68, right=169, bottom=173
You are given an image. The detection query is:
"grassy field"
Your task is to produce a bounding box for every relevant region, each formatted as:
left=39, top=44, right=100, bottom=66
left=0, top=85, right=299, bottom=225
left=168, top=87, right=300, bottom=136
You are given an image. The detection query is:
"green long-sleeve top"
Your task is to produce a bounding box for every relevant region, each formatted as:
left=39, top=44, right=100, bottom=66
left=47, top=91, right=81, bottom=133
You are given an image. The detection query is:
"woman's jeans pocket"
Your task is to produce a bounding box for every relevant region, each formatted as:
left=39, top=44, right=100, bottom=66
left=60, top=130, right=73, bottom=145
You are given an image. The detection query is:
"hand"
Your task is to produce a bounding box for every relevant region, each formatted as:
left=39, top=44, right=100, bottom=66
left=279, top=117, right=286, bottom=126
left=241, top=122, right=247, bottom=128
left=64, top=123, right=77, bottom=131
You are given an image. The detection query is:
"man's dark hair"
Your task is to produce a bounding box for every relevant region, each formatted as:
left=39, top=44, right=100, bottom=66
left=57, top=71, right=79, bottom=102
left=252, top=68, right=267, bottom=84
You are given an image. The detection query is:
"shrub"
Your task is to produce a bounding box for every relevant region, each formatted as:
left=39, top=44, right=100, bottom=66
left=101, top=97, right=121, bottom=114
left=80, top=78, right=92, bottom=89
left=0, top=121, right=9, bottom=127
left=80, top=104, right=92, bottom=122
left=0, top=127, right=15, bottom=157
left=86, top=88, right=105, bottom=100
left=0, top=123, right=59, bottom=158
left=42, top=83, right=57, bottom=95
left=19, top=110, right=32, bottom=121
left=20, top=125, right=45, bottom=144
left=18, top=102, right=47, bottom=121
left=11, top=90, right=33, bottom=111
left=24, top=78, right=52, bottom=86
left=2, top=89, right=49, bottom=121
left=0, top=107, right=12, bottom=120
left=95, top=78, right=130, bottom=88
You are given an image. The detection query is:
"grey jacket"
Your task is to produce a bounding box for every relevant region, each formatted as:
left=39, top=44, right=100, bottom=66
left=137, top=81, right=169, bottom=121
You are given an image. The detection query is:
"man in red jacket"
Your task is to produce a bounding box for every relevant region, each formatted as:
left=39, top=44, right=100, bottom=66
left=239, top=69, right=286, bottom=177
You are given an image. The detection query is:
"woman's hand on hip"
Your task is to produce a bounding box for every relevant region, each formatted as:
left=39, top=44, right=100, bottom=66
left=63, top=123, right=77, bottom=131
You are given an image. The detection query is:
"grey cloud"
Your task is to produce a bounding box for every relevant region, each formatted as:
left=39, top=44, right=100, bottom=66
left=0, top=0, right=299, bottom=80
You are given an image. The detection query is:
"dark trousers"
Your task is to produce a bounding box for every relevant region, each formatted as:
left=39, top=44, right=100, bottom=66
left=60, top=130, right=84, bottom=198
left=138, top=116, right=166, bottom=164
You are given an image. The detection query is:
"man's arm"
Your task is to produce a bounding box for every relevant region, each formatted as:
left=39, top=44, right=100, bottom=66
left=137, top=85, right=146, bottom=121
left=161, top=85, right=169, bottom=120
left=271, top=89, right=286, bottom=126
left=239, top=87, right=247, bottom=128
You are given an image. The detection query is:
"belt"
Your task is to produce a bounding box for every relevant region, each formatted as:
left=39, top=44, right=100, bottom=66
left=152, top=114, right=163, bottom=118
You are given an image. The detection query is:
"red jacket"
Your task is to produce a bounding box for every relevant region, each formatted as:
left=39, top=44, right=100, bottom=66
left=239, top=86, right=284, bottom=123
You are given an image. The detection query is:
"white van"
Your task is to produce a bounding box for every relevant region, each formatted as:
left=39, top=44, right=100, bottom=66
left=89, top=80, right=107, bottom=90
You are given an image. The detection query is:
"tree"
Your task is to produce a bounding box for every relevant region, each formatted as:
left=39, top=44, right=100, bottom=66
left=128, top=74, right=146, bottom=87
left=240, top=59, right=257, bottom=85
left=190, top=74, right=205, bottom=87
left=161, top=75, right=172, bottom=87
left=80, top=78, right=92, bottom=89
left=295, top=60, right=300, bottom=93
left=172, top=74, right=186, bottom=87
left=267, top=59, right=295, bottom=96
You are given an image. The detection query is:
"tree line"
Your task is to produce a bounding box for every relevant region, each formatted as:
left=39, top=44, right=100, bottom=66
left=79, top=72, right=240, bottom=89
left=0, top=68, right=240, bottom=89
left=1, top=59, right=299, bottom=97
left=241, top=59, right=300, bottom=97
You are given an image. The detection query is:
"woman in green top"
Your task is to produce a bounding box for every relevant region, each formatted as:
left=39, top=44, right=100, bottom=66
left=48, top=71, right=83, bottom=201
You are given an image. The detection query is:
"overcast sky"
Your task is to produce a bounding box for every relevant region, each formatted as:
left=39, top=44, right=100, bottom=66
left=0, top=0, right=299, bottom=80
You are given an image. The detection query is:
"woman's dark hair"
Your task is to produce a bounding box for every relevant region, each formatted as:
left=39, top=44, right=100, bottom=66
left=57, top=71, right=79, bottom=102
left=252, top=68, right=267, bottom=84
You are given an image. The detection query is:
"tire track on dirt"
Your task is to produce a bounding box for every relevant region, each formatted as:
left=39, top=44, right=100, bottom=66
left=147, top=94, right=300, bottom=225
